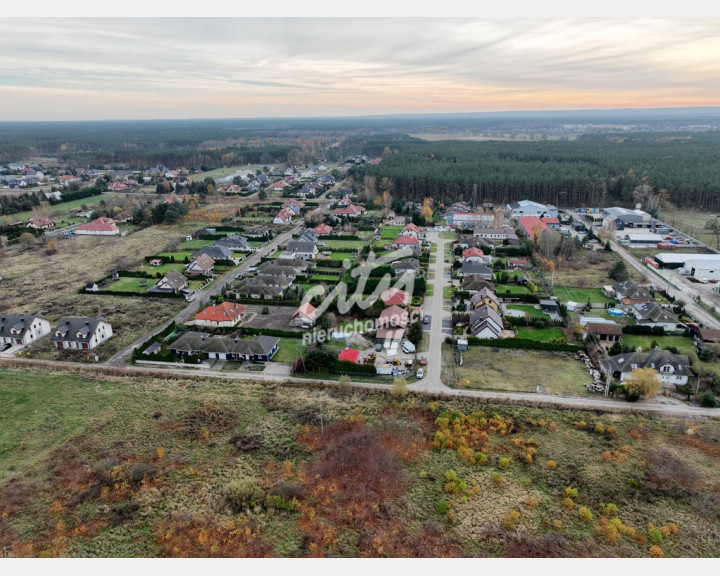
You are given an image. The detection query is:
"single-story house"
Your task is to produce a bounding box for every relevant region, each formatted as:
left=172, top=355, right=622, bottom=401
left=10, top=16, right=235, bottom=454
left=193, top=302, right=246, bottom=327
left=460, top=262, right=494, bottom=280
left=612, top=281, right=654, bottom=306
left=380, top=288, right=410, bottom=307
left=170, top=331, right=279, bottom=362
left=629, top=302, right=685, bottom=333
left=186, top=254, right=215, bottom=276
left=585, top=322, right=623, bottom=343
left=75, top=217, right=119, bottom=236
left=152, top=270, right=188, bottom=294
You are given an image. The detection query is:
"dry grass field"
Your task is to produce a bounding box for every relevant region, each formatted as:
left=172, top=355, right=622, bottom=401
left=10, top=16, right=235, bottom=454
left=2, top=365, right=720, bottom=558
left=0, top=225, right=197, bottom=361
left=660, top=208, right=720, bottom=247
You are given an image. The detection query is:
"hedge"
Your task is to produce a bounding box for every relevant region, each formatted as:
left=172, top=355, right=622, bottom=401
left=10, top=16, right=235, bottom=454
left=207, top=326, right=306, bottom=338
left=622, top=325, right=665, bottom=335
left=466, top=336, right=580, bottom=351
left=333, top=359, right=378, bottom=375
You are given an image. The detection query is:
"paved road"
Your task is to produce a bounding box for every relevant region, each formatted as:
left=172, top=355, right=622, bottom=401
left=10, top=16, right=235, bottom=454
left=412, top=230, right=453, bottom=393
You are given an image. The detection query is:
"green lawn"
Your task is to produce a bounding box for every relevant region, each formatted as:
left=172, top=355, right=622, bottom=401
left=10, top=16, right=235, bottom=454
left=138, top=263, right=187, bottom=276
left=621, top=334, right=696, bottom=355
left=380, top=226, right=403, bottom=240
left=440, top=231, right=456, bottom=240
left=506, top=304, right=551, bottom=319
left=554, top=286, right=616, bottom=304
left=155, top=251, right=194, bottom=261
left=514, top=326, right=567, bottom=341
left=495, top=283, right=531, bottom=296
left=271, top=338, right=307, bottom=363
left=101, top=276, right=151, bottom=293
left=322, top=240, right=365, bottom=250
left=443, top=285, right=453, bottom=299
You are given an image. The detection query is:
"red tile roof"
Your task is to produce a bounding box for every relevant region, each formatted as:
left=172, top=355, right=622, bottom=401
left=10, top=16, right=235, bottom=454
left=462, top=247, right=485, bottom=259
left=518, top=216, right=552, bottom=237
left=392, top=235, right=420, bottom=246
left=76, top=217, right=118, bottom=233
left=313, top=223, right=334, bottom=235
left=194, top=302, right=246, bottom=323
left=381, top=288, right=410, bottom=307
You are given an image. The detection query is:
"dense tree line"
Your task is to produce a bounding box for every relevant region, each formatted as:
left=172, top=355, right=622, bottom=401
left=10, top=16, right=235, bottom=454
left=347, top=134, right=720, bottom=210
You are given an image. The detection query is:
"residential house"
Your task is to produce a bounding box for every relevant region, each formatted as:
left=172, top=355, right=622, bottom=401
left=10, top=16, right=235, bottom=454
left=517, top=216, right=555, bottom=239
left=234, top=276, right=286, bottom=299
left=170, top=331, right=279, bottom=362
left=601, top=348, right=692, bottom=389
left=391, top=258, right=420, bottom=277
left=401, top=223, right=423, bottom=238
left=256, top=263, right=300, bottom=281
left=331, top=205, right=366, bottom=219
left=282, top=199, right=305, bottom=214
left=186, top=254, right=215, bottom=276
left=51, top=317, right=113, bottom=350
left=152, top=270, right=188, bottom=294
left=629, top=302, right=685, bottom=333
left=376, top=305, right=409, bottom=345
left=192, top=245, right=233, bottom=261
left=245, top=226, right=269, bottom=239
left=585, top=322, right=623, bottom=343
left=0, top=314, right=51, bottom=347
left=27, top=217, right=55, bottom=231
left=193, top=302, right=246, bottom=328
left=297, top=229, right=318, bottom=245
left=462, top=247, right=487, bottom=263
left=314, top=223, right=334, bottom=236
left=462, top=276, right=496, bottom=293
left=460, top=262, right=494, bottom=280
left=284, top=241, right=318, bottom=260
left=391, top=235, right=420, bottom=251
left=273, top=208, right=294, bottom=224
left=292, top=302, right=317, bottom=328
left=539, top=299, right=560, bottom=314
left=115, top=211, right=133, bottom=223
left=75, top=217, right=119, bottom=236
left=470, top=288, right=501, bottom=313
left=380, top=288, right=410, bottom=307
left=469, top=305, right=503, bottom=339
left=612, top=281, right=654, bottom=307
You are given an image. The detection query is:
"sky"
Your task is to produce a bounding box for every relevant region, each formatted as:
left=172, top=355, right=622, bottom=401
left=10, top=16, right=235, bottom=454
left=1, top=7, right=720, bottom=121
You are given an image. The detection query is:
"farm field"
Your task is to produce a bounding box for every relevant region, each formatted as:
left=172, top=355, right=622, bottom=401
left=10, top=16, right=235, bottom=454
left=4, top=366, right=720, bottom=557
left=455, top=346, right=589, bottom=395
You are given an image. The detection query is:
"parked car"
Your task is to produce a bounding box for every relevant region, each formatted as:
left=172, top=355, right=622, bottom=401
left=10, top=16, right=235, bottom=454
left=375, top=342, right=383, bottom=352
left=423, top=315, right=430, bottom=324
left=0, top=342, right=12, bottom=352
left=419, top=356, right=427, bottom=366
left=416, top=368, right=424, bottom=379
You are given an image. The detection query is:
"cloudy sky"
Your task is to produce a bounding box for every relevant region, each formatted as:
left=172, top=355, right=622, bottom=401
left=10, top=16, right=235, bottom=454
left=1, top=16, right=719, bottom=121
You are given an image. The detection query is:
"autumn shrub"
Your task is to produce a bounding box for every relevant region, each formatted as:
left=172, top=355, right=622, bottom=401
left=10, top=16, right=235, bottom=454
left=649, top=545, right=664, bottom=558
left=524, top=497, right=540, bottom=507
left=493, top=474, right=505, bottom=488
left=223, top=477, right=265, bottom=513
left=594, top=422, right=605, bottom=435
left=552, top=519, right=563, bottom=530
left=578, top=506, right=594, bottom=523
left=600, top=503, right=618, bottom=517
left=564, top=487, right=578, bottom=499
left=563, top=498, right=575, bottom=510
left=474, top=452, right=488, bottom=466
left=629, top=429, right=643, bottom=440
left=502, top=510, right=521, bottom=531
left=444, top=470, right=468, bottom=495
left=575, top=421, right=586, bottom=429
left=498, top=457, right=511, bottom=470
left=546, top=460, right=557, bottom=470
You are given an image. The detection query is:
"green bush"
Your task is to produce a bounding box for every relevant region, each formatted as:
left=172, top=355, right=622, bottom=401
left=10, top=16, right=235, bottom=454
left=223, top=477, right=265, bottom=513
left=700, top=390, right=719, bottom=408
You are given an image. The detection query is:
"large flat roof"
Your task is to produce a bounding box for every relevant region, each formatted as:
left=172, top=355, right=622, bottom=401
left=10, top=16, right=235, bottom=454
left=655, top=252, right=720, bottom=264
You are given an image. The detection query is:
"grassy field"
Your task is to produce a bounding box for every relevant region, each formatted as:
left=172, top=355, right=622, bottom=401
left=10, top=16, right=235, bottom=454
left=552, top=250, right=642, bottom=287
left=620, top=334, right=696, bottom=355
left=3, top=365, right=720, bottom=557
left=455, top=347, right=590, bottom=395
left=514, top=326, right=567, bottom=341
left=3, top=193, right=121, bottom=225
left=506, top=304, right=551, bottom=319
left=380, top=226, right=403, bottom=240
left=100, top=277, right=151, bottom=294
left=660, top=208, right=719, bottom=246
left=554, top=287, right=616, bottom=304
left=270, top=338, right=306, bottom=363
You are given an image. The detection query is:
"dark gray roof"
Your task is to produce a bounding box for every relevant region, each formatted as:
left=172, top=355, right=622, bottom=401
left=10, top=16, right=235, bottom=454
left=213, top=234, right=247, bottom=250
left=392, top=258, right=420, bottom=270
left=0, top=313, right=44, bottom=340
left=461, top=262, right=493, bottom=276
left=601, top=348, right=691, bottom=377
left=462, top=276, right=496, bottom=292
left=234, top=276, right=285, bottom=297
left=631, top=302, right=681, bottom=325
left=51, top=317, right=110, bottom=344
left=169, top=331, right=279, bottom=357
left=287, top=241, right=317, bottom=254
left=256, top=262, right=299, bottom=278
left=156, top=270, right=187, bottom=291
left=193, top=245, right=233, bottom=260
left=612, top=281, right=653, bottom=302
left=245, top=225, right=269, bottom=237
